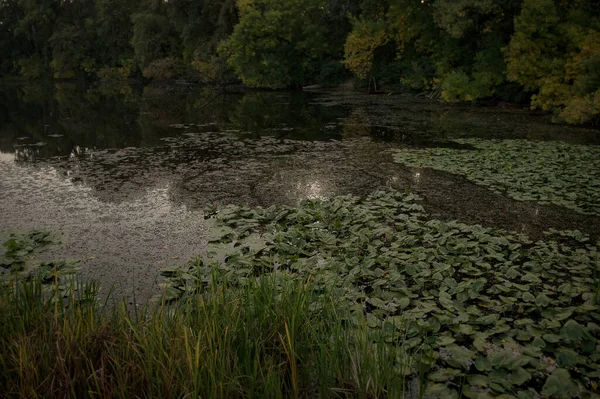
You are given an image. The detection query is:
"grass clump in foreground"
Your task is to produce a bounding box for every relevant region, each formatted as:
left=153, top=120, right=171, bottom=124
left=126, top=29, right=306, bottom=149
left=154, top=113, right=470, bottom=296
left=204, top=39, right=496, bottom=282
left=0, top=274, right=418, bottom=398
left=392, top=139, right=600, bottom=216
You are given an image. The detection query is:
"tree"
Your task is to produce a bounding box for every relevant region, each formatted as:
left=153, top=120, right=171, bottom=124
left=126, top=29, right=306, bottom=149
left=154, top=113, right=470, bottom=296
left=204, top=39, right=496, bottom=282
left=506, top=0, right=600, bottom=123
left=95, top=0, right=142, bottom=70
left=131, top=12, right=179, bottom=72
left=0, top=0, right=23, bottom=74
left=48, top=0, right=96, bottom=78
left=218, top=0, right=330, bottom=88
left=343, top=19, right=390, bottom=81
left=11, top=0, right=59, bottom=78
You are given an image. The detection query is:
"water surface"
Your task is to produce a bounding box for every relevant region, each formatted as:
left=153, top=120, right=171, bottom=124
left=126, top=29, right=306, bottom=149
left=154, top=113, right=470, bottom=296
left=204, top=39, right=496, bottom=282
left=1, top=82, right=599, bottom=301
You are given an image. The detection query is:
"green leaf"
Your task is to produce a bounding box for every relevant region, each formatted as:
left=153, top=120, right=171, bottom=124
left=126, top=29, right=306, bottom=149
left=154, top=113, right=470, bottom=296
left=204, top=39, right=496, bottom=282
left=477, top=314, right=500, bottom=325
left=443, top=344, right=474, bottom=370
left=556, top=349, right=579, bottom=368
left=521, top=273, right=541, bottom=283
left=162, top=286, right=181, bottom=301
left=508, top=367, right=531, bottom=385
left=491, top=351, right=531, bottom=370
left=475, top=356, right=492, bottom=372
left=541, top=369, right=579, bottom=398
left=554, top=309, right=574, bottom=321
left=543, top=334, right=561, bottom=343
left=429, top=368, right=463, bottom=382
left=522, top=292, right=535, bottom=302
left=560, top=320, right=585, bottom=341
left=535, top=293, right=551, bottom=307
left=436, top=336, right=455, bottom=346
left=467, top=374, right=490, bottom=387
left=398, top=297, right=410, bottom=309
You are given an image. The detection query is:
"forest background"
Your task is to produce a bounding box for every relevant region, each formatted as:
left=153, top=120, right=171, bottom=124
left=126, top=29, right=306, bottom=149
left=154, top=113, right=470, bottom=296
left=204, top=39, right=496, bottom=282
left=1, top=0, right=599, bottom=124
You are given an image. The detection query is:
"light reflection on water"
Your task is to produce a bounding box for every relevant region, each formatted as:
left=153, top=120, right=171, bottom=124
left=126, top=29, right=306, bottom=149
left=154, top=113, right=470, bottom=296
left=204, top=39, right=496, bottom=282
left=413, top=171, right=422, bottom=184
left=296, top=180, right=327, bottom=201
left=0, top=151, right=207, bottom=301
left=1, top=84, right=600, bottom=301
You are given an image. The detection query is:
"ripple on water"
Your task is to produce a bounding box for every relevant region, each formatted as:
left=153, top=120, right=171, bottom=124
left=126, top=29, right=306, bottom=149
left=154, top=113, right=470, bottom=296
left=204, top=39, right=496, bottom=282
left=1, top=87, right=600, bottom=303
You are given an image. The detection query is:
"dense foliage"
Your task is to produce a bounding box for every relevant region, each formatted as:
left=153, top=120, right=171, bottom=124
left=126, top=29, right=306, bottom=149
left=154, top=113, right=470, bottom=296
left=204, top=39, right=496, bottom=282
left=162, top=191, right=600, bottom=397
left=0, top=233, right=422, bottom=397
left=1, top=0, right=599, bottom=123
left=0, top=262, right=412, bottom=397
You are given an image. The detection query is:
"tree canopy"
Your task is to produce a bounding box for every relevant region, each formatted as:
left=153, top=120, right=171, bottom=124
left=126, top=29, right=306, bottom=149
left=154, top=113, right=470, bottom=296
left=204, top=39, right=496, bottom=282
left=0, top=0, right=598, bottom=123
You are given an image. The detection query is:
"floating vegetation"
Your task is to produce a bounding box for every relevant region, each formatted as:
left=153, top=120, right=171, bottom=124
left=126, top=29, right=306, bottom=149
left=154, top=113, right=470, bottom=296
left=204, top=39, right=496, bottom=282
left=0, top=232, right=79, bottom=287
left=392, top=139, right=600, bottom=216
left=162, top=191, right=600, bottom=397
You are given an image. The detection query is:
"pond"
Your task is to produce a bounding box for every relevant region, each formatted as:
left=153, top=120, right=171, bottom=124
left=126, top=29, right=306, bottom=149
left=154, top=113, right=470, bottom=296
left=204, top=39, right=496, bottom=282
left=1, top=81, right=599, bottom=302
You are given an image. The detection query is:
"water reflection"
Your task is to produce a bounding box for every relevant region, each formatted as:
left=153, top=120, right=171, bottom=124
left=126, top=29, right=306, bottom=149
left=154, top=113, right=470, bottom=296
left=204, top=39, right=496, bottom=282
left=1, top=83, right=599, bottom=222
left=0, top=152, right=207, bottom=300
left=296, top=180, right=327, bottom=201
left=2, top=84, right=600, bottom=299
left=0, top=151, right=13, bottom=163
left=4, top=82, right=599, bottom=166
left=413, top=171, right=422, bottom=184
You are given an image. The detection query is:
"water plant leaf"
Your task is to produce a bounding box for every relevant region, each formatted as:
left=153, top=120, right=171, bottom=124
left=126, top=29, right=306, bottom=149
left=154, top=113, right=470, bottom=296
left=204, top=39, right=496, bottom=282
left=507, top=367, right=531, bottom=385
left=160, top=190, right=600, bottom=396
left=467, top=374, right=490, bottom=387
left=560, top=320, right=585, bottom=341
left=556, top=349, right=579, bottom=368
left=442, top=344, right=474, bottom=370
left=475, top=356, right=492, bottom=372
left=541, top=368, right=580, bottom=398
left=392, top=139, right=600, bottom=216
left=535, top=293, right=551, bottom=307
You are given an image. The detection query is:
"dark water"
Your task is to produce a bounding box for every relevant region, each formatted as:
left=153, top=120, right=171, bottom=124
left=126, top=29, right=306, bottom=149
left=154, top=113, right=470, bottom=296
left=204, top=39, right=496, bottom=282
left=1, top=82, right=599, bottom=301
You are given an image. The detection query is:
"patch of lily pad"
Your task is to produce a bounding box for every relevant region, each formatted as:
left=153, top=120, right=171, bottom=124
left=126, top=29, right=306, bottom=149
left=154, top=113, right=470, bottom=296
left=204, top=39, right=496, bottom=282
left=0, top=232, right=80, bottom=286
left=391, top=139, right=600, bottom=216
left=162, top=191, right=600, bottom=398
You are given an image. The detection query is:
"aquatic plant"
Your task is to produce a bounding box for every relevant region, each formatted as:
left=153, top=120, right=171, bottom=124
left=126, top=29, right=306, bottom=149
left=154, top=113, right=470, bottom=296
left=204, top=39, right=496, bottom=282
left=392, top=139, right=600, bottom=216
left=0, top=232, right=79, bottom=286
left=0, top=273, right=416, bottom=398
left=162, top=191, right=600, bottom=397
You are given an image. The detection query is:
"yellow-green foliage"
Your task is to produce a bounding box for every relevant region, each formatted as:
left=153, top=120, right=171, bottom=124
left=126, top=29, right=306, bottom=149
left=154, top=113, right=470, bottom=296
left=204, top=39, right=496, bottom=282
left=343, top=0, right=514, bottom=102
left=16, top=56, right=45, bottom=79
left=506, top=0, right=600, bottom=123
left=343, top=20, right=390, bottom=80
left=142, top=57, right=176, bottom=80
left=340, top=0, right=599, bottom=123
left=432, top=0, right=497, bottom=39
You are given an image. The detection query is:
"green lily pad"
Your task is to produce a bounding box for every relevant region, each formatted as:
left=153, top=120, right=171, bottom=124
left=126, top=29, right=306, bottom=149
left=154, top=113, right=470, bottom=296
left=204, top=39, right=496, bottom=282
left=535, top=293, right=551, bottom=307
left=541, top=368, right=580, bottom=398
left=442, top=344, right=474, bottom=370
left=560, top=320, right=585, bottom=341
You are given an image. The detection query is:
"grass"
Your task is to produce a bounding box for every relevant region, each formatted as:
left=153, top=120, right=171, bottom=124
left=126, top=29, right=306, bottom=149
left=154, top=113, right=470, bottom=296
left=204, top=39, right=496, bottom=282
left=0, top=273, right=418, bottom=399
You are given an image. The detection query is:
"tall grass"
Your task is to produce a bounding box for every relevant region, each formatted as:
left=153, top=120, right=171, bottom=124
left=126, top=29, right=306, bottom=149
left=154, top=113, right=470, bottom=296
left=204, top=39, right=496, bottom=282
left=0, top=275, right=416, bottom=398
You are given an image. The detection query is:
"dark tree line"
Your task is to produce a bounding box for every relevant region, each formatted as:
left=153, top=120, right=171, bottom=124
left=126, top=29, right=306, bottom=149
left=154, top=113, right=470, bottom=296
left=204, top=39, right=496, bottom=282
left=1, top=0, right=599, bottom=123
left=0, top=0, right=237, bottom=81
